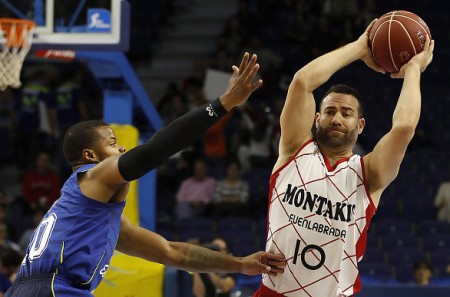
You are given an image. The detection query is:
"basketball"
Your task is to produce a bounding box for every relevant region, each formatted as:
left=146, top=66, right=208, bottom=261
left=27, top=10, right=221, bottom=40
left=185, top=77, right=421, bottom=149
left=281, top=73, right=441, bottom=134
left=369, top=11, right=431, bottom=73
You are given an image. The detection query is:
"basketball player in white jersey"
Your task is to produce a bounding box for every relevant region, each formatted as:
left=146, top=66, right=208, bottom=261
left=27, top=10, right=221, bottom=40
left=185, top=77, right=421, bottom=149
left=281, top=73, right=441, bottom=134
left=254, top=21, right=434, bottom=296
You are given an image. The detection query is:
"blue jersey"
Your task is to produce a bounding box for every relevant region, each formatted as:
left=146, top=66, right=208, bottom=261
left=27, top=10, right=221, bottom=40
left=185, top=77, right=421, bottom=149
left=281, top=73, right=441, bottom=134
left=17, top=164, right=126, bottom=296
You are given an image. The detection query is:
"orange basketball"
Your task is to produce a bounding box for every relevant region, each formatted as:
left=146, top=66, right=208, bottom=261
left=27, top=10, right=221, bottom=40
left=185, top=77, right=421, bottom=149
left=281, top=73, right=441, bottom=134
left=369, top=11, right=431, bottom=73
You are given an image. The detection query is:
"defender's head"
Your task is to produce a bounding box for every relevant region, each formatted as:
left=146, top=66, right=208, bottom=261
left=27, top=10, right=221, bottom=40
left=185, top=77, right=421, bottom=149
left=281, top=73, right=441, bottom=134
left=315, top=84, right=365, bottom=150
left=63, top=120, right=126, bottom=168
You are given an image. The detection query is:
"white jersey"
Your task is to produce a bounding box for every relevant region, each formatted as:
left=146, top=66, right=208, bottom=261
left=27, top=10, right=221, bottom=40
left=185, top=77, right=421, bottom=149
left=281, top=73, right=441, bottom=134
left=262, top=139, right=376, bottom=297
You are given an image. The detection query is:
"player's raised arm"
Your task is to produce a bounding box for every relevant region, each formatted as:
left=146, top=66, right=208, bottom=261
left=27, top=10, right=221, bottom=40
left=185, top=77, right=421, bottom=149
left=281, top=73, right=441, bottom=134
left=364, top=38, right=434, bottom=206
left=83, top=53, right=263, bottom=202
left=116, top=215, right=286, bottom=276
left=276, top=20, right=383, bottom=168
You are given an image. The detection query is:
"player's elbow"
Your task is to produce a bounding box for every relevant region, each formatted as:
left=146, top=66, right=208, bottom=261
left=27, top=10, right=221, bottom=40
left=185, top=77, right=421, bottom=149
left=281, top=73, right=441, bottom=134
left=391, top=124, right=416, bottom=142
left=292, top=70, right=314, bottom=92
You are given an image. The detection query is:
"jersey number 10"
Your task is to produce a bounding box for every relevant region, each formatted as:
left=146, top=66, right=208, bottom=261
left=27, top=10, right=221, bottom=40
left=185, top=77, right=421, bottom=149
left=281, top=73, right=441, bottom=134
left=293, top=239, right=326, bottom=270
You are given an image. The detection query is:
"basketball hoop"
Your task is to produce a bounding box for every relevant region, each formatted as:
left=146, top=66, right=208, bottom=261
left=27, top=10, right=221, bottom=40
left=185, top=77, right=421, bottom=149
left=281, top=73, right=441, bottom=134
left=0, top=18, right=36, bottom=91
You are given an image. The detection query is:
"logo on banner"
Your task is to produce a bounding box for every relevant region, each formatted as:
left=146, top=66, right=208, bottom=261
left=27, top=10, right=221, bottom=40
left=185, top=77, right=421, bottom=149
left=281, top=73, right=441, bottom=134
left=87, top=9, right=111, bottom=33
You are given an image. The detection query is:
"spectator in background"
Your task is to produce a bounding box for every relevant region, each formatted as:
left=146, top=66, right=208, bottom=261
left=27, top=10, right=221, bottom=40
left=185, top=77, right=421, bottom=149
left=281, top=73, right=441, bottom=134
left=237, top=102, right=274, bottom=169
left=209, top=237, right=236, bottom=297
left=203, top=111, right=233, bottom=171
left=0, top=249, right=23, bottom=296
left=176, top=159, right=216, bottom=220
left=222, top=17, right=246, bottom=56
left=0, top=190, right=6, bottom=206
left=212, top=160, right=249, bottom=217
left=19, top=208, right=45, bottom=252
left=285, top=4, right=310, bottom=47
left=21, top=151, right=61, bottom=209
left=12, top=68, right=55, bottom=171
left=434, top=180, right=450, bottom=223
left=0, top=224, right=20, bottom=254
left=0, top=88, right=15, bottom=162
left=160, top=94, right=189, bottom=126
left=413, top=260, right=433, bottom=286
left=48, top=66, right=88, bottom=139
left=48, top=66, right=89, bottom=178
left=193, top=238, right=236, bottom=297
left=308, top=16, right=337, bottom=59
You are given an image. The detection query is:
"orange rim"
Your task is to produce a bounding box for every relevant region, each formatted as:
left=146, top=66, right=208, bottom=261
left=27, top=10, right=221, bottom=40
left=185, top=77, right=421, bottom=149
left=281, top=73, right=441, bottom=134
left=0, top=18, right=36, bottom=47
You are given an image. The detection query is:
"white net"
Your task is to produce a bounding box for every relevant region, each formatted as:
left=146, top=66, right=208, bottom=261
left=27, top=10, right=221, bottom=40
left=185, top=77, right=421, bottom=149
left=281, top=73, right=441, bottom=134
left=0, top=19, right=35, bottom=91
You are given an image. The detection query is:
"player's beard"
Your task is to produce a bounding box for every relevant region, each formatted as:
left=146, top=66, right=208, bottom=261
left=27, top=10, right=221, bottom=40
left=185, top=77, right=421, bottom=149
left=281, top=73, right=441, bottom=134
left=316, top=124, right=359, bottom=149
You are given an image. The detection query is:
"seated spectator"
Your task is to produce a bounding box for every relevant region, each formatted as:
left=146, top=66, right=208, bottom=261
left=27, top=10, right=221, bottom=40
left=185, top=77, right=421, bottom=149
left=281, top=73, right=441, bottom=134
left=0, top=224, right=20, bottom=254
left=0, top=249, right=23, bottom=294
left=209, top=238, right=236, bottom=297
left=212, top=160, right=249, bottom=217
left=176, top=159, right=216, bottom=220
left=19, top=208, right=45, bottom=252
left=193, top=238, right=236, bottom=297
left=21, top=151, right=61, bottom=209
left=413, top=260, right=433, bottom=286
left=434, top=180, right=450, bottom=223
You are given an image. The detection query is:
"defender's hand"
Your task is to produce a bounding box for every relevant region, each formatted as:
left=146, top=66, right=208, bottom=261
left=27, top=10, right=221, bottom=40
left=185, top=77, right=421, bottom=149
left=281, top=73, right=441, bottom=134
left=220, top=52, right=263, bottom=111
left=239, top=251, right=286, bottom=276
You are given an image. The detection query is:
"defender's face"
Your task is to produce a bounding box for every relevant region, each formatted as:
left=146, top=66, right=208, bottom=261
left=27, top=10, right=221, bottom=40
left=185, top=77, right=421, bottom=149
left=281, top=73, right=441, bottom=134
left=93, top=126, right=126, bottom=161
left=315, top=93, right=364, bottom=149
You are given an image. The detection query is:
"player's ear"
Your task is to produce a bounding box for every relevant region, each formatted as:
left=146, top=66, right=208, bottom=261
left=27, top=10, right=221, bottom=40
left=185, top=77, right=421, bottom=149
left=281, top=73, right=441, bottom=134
left=358, top=118, right=366, bottom=134
left=315, top=112, right=320, bottom=128
left=82, top=149, right=98, bottom=163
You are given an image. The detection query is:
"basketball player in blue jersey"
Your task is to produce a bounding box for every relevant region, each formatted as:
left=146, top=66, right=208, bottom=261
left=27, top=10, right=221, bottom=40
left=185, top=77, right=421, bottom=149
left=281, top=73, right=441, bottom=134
left=6, top=53, right=286, bottom=297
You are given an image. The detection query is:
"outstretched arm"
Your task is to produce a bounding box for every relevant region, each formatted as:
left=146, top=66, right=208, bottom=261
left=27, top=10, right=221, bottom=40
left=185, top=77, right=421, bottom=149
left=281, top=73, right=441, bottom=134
left=116, top=215, right=286, bottom=275
left=364, top=38, right=434, bottom=207
left=83, top=53, right=262, bottom=202
left=276, top=20, right=384, bottom=169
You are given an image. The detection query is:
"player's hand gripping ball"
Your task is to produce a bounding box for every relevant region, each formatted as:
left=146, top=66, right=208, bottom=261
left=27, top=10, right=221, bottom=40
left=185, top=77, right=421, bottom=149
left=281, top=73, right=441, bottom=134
left=369, top=11, right=431, bottom=73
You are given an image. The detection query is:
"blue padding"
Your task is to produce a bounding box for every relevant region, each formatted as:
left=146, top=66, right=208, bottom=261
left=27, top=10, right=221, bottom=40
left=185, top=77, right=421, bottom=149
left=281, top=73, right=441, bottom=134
left=103, top=90, right=133, bottom=125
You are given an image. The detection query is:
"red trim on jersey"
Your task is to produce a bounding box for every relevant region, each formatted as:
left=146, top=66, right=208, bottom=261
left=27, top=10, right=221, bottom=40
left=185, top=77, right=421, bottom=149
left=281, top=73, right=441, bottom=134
left=270, top=139, right=314, bottom=181
left=359, top=157, right=376, bottom=211
left=352, top=157, right=377, bottom=294
left=267, top=170, right=280, bottom=239
left=322, top=153, right=353, bottom=172
left=254, top=283, right=286, bottom=297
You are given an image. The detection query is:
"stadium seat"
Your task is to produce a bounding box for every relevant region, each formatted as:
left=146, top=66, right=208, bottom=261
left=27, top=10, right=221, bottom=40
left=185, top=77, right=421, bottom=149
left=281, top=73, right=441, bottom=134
left=376, top=219, right=412, bottom=235
left=179, top=229, right=214, bottom=243
left=388, top=248, right=426, bottom=266
left=217, top=216, right=254, bottom=234
left=430, top=248, right=450, bottom=275
left=177, top=216, right=215, bottom=233
left=416, top=220, right=450, bottom=237
left=382, top=233, right=419, bottom=251
left=359, top=262, right=394, bottom=282
left=393, top=262, right=414, bottom=283
left=424, top=234, right=450, bottom=251
left=157, top=229, right=177, bottom=241
left=363, top=248, right=385, bottom=263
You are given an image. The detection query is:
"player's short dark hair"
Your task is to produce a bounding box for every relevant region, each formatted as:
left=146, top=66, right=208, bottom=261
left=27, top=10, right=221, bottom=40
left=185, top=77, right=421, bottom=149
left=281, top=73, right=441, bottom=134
left=320, top=84, right=364, bottom=118
left=63, top=120, right=109, bottom=166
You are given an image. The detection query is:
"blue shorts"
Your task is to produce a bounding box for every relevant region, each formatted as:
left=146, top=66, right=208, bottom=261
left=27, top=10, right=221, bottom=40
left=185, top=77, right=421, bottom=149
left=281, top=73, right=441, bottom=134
left=6, top=274, right=93, bottom=297
left=5, top=274, right=53, bottom=297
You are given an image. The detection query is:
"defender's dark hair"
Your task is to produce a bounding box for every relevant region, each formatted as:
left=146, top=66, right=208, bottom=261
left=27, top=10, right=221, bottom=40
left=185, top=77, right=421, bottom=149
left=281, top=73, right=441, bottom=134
left=63, top=120, right=109, bottom=166
left=320, top=84, right=364, bottom=118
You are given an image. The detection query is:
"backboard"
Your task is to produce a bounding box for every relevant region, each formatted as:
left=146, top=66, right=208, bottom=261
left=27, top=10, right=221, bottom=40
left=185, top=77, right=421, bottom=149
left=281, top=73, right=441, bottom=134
left=0, top=0, right=129, bottom=51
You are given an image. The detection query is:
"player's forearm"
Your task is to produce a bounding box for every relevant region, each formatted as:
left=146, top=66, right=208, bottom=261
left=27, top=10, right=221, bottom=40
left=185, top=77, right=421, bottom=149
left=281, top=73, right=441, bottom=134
left=294, top=41, right=364, bottom=92
left=117, top=98, right=227, bottom=181
left=167, top=242, right=243, bottom=273
left=392, top=66, right=421, bottom=131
